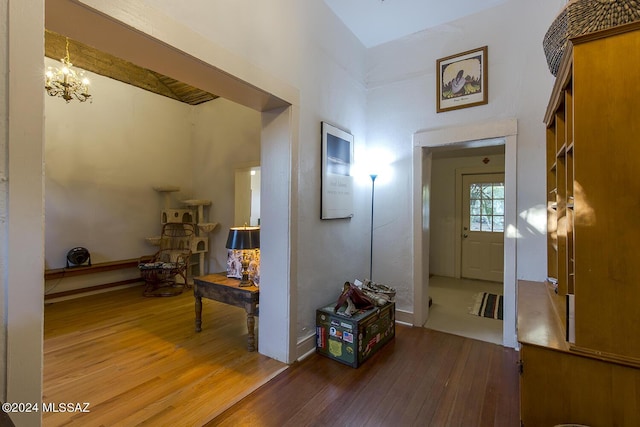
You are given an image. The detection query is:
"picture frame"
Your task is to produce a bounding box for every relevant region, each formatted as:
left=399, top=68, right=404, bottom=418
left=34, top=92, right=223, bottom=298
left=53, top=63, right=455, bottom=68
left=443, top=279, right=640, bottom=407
left=321, top=122, right=354, bottom=220
left=436, top=46, right=488, bottom=113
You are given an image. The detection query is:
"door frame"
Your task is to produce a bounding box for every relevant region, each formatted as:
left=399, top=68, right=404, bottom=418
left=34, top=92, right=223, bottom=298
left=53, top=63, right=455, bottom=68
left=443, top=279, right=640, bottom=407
left=412, top=118, right=518, bottom=348
left=455, top=167, right=505, bottom=279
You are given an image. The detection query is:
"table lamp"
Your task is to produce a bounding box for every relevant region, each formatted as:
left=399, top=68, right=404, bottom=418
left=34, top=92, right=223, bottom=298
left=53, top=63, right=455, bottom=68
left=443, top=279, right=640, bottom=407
left=225, top=225, right=260, bottom=286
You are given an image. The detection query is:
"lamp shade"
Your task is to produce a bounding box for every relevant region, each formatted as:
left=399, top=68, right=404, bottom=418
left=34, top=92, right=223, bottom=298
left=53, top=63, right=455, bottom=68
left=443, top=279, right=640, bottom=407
left=225, top=226, right=260, bottom=250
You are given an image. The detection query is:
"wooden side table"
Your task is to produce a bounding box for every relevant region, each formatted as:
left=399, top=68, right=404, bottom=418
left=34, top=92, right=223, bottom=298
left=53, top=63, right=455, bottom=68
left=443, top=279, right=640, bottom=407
left=193, top=273, right=259, bottom=351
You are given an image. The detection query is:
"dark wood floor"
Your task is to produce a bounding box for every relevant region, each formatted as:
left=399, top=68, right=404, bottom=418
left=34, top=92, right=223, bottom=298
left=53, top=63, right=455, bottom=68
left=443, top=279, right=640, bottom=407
left=209, top=325, right=521, bottom=427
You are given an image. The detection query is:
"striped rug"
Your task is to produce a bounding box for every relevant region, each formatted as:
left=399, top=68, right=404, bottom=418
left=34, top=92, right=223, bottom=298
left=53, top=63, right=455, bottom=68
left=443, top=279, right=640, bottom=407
left=470, top=292, right=503, bottom=320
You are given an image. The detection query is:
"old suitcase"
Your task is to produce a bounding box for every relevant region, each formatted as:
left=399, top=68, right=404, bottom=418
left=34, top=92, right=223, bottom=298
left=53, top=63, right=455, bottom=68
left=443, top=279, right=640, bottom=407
left=316, top=302, right=395, bottom=368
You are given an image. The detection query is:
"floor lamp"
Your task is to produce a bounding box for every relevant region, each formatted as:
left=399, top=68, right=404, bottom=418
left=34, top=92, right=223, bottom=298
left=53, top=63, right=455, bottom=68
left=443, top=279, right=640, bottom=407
left=369, top=173, right=378, bottom=280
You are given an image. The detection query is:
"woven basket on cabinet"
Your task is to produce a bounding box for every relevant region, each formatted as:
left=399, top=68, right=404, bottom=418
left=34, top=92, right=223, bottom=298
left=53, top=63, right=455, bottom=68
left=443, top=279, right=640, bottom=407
left=543, top=0, right=640, bottom=76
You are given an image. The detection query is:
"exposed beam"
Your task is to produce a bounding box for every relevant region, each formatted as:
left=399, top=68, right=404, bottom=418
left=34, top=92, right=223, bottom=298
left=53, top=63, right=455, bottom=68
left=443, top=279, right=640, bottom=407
left=45, top=29, right=217, bottom=105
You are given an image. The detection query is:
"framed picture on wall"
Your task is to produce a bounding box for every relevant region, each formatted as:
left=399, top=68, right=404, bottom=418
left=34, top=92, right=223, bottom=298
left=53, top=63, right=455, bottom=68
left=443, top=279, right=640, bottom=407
left=321, top=122, right=354, bottom=220
left=436, top=46, right=488, bottom=113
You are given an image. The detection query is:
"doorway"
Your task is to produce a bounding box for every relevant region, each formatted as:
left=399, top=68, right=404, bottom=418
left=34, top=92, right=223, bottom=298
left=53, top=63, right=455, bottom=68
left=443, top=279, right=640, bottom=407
left=235, top=166, right=261, bottom=227
left=412, top=119, right=518, bottom=348
left=44, top=0, right=298, bottom=363
left=10, top=0, right=299, bottom=416
left=426, top=146, right=505, bottom=344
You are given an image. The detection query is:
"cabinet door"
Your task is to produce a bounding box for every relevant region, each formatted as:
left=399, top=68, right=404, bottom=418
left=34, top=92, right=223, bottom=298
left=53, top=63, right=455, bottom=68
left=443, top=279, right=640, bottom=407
left=520, top=344, right=640, bottom=426
left=572, top=28, right=640, bottom=360
left=520, top=345, right=567, bottom=426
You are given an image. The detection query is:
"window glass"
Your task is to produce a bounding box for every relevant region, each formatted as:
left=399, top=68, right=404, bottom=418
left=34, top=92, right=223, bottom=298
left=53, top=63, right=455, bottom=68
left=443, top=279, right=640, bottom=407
left=469, top=181, right=504, bottom=233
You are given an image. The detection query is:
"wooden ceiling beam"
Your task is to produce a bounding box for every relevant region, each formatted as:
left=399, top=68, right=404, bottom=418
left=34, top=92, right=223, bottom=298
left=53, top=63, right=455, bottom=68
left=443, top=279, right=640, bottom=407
left=44, top=30, right=217, bottom=105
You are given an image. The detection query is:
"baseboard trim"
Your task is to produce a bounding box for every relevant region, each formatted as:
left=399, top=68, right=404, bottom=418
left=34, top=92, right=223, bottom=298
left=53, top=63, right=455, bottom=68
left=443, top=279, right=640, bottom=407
left=395, top=309, right=414, bottom=325
left=45, top=278, right=143, bottom=301
left=297, top=333, right=317, bottom=361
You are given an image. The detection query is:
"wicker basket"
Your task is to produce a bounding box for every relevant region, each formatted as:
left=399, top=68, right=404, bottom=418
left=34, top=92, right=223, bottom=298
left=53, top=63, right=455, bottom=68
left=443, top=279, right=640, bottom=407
left=543, top=0, right=640, bottom=75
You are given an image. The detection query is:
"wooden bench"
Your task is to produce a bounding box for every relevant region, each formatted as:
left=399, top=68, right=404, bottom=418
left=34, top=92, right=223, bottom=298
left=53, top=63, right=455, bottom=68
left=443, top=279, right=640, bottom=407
left=44, top=257, right=150, bottom=300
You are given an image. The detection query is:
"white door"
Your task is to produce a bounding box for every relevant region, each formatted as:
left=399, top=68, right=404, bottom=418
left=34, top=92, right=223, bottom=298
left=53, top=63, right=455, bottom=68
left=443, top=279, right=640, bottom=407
left=461, top=173, right=505, bottom=282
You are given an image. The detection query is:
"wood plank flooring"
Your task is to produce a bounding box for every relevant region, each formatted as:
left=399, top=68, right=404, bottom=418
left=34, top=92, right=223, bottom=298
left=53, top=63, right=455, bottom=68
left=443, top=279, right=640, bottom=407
left=45, top=285, right=521, bottom=427
left=209, top=325, right=520, bottom=427
left=43, top=285, right=287, bottom=426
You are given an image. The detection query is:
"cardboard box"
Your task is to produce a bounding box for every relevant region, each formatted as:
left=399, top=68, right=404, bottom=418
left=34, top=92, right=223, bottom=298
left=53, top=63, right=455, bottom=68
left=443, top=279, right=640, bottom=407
left=316, top=302, right=395, bottom=368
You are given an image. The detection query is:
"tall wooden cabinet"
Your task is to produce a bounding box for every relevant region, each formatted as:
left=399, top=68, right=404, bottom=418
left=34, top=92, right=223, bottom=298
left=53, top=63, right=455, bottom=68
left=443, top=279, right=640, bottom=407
left=518, top=21, right=640, bottom=427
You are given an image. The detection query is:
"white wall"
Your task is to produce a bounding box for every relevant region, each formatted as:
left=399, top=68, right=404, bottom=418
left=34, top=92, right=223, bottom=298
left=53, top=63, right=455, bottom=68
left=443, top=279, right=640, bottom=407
left=0, top=0, right=8, bottom=401
left=365, top=0, right=565, bottom=314
left=45, top=58, right=194, bottom=271
left=430, top=152, right=505, bottom=277
left=4, top=0, right=45, bottom=424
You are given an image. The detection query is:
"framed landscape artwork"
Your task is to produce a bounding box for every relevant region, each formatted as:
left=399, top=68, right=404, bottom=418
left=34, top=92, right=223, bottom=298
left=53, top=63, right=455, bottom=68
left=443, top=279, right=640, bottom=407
left=321, top=122, right=354, bottom=220
left=436, top=46, right=488, bottom=113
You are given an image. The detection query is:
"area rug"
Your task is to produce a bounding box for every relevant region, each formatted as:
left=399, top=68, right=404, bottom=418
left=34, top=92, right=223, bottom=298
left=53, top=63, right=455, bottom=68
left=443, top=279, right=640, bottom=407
left=470, top=292, right=503, bottom=320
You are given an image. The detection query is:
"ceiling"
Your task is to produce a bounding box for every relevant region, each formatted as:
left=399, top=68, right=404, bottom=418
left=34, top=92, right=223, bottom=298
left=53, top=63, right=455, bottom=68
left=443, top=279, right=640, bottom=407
left=45, top=30, right=218, bottom=105
left=323, top=0, right=510, bottom=48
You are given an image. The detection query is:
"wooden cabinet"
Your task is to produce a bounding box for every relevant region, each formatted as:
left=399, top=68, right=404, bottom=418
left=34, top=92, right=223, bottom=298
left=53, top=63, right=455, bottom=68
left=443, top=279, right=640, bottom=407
left=519, top=21, right=640, bottom=427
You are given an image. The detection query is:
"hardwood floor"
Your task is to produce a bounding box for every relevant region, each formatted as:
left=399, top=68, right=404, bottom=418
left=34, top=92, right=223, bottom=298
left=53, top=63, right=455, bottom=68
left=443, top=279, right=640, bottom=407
left=210, top=325, right=520, bottom=427
left=45, top=286, right=520, bottom=427
left=43, top=285, right=287, bottom=426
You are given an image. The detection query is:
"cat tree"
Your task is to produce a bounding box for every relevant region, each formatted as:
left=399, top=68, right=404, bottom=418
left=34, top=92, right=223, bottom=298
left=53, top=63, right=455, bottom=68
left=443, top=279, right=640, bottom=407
left=146, top=186, right=219, bottom=278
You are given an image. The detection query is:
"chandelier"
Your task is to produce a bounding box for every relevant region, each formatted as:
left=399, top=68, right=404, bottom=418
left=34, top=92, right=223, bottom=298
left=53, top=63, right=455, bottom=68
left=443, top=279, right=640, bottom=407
left=45, top=38, right=91, bottom=103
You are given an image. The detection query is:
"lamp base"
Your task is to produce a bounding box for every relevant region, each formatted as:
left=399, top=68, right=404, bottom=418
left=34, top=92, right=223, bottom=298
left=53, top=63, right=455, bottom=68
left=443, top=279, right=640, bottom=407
left=239, top=257, right=253, bottom=287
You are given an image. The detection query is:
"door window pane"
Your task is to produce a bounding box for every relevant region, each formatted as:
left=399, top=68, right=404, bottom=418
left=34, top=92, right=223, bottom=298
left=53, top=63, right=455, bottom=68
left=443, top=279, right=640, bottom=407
left=493, top=184, right=504, bottom=199
left=470, top=215, right=482, bottom=231
left=493, top=216, right=504, bottom=232
left=470, top=199, right=481, bottom=215
left=481, top=199, right=493, bottom=215
left=482, top=184, right=492, bottom=199
left=493, top=199, right=504, bottom=215
left=481, top=216, right=491, bottom=231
